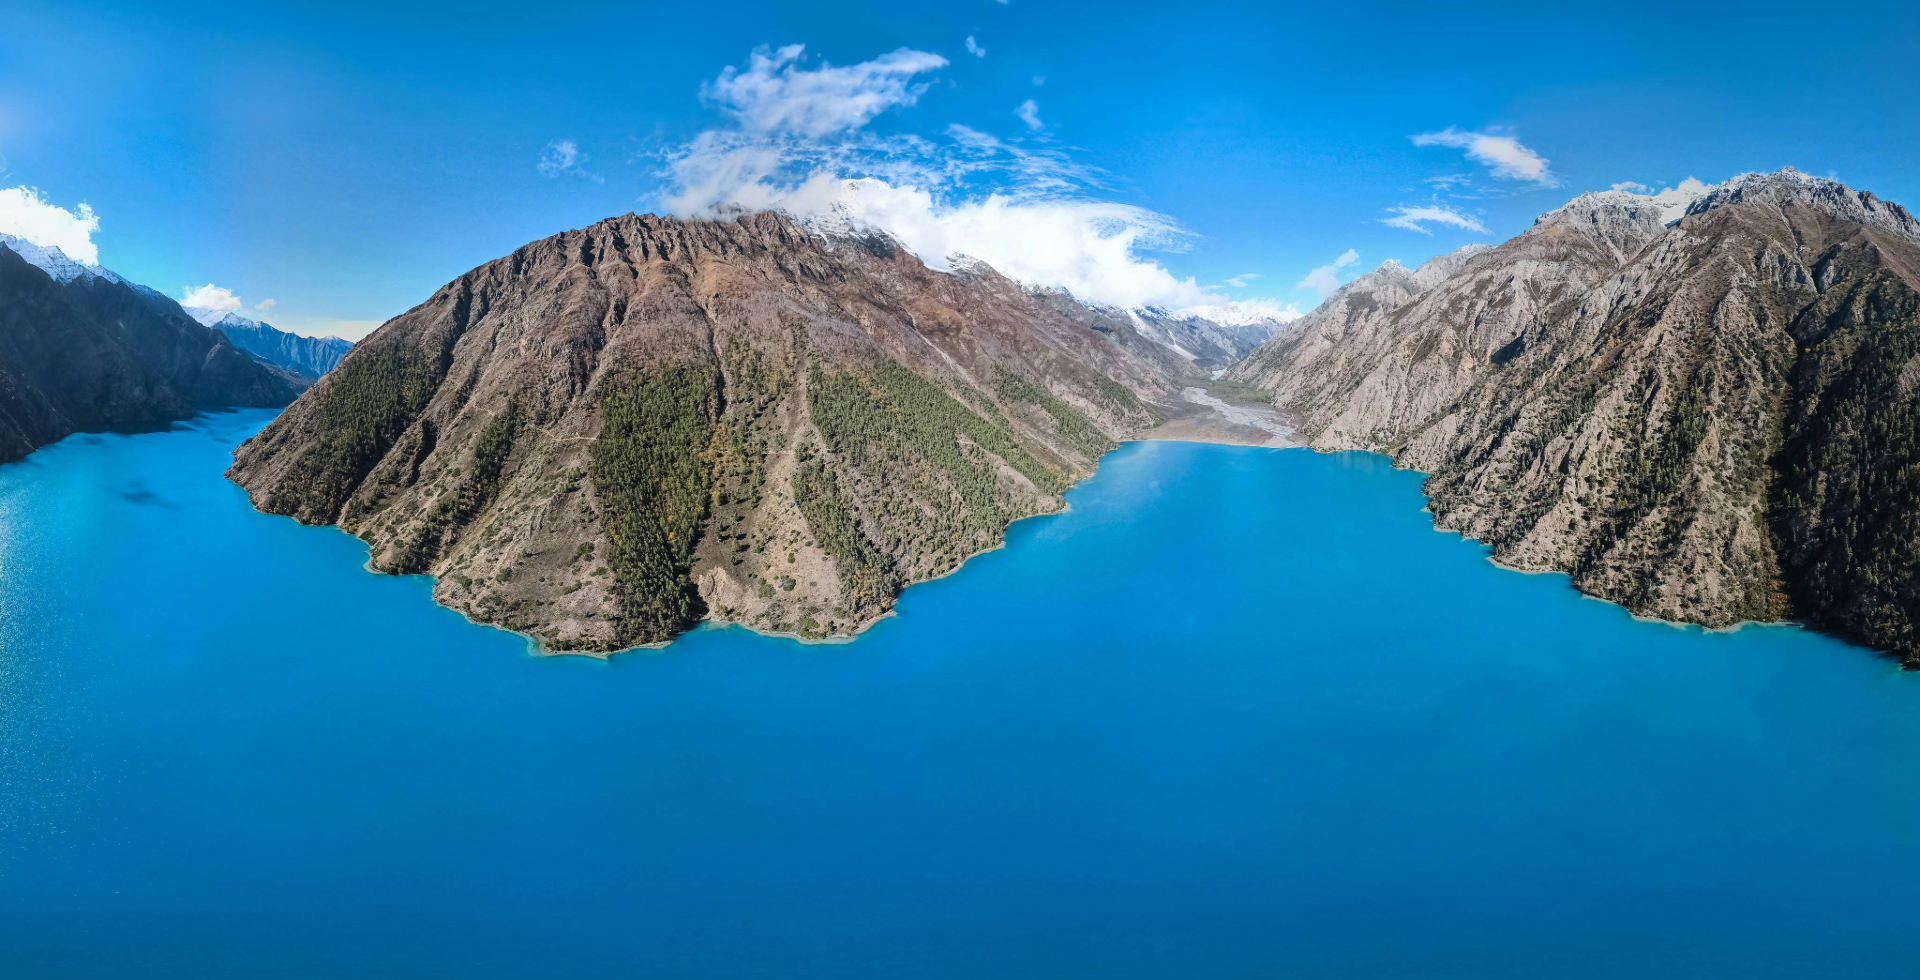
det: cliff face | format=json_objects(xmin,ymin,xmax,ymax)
[
  {"xmin": 229, "ymin": 211, "xmax": 1172, "ymax": 652},
  {"xmin": 1233, "ymin": 169, "xmax": 1920, "ymax": 662},
  {"xmin": 0, "ymin": 245, "xmax": 305, "ymax": 464}
]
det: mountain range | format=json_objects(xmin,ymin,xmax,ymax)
[
  {"xmin": 10, "ymin": 166, "xmax": 1916, "ymax": 665},
  {"xmin": 184, "ymin": 308, "xmax": 355, "ymax": 380},
  {"xmin": 0, "ymin": 234, "xmax": 304, "ymax": 464}
]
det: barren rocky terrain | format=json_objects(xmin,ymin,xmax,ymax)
[
  {"xmin": 1234, "ymin": 169, "xmax": 1920, "ymax": 662},
  {"xmin": 230, "ymin": 212, "xmax": 1180, "ymax": 652},
  {"xmin": 226, "ymin": 169, "xmax": 1920, "ymax": 663}
]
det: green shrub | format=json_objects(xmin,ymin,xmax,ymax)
[
  {"xmin": 589, "ymin": 366, "xmax": 719, "ymax": 646},
  {"xmin": 791, "ymin": 458, "xmax": 900, "ymax": 616},
  {"xmin": 266, "ymin": 345, "xmax": 439, "ymax": 521},
  {"xmin": 991, "ymin": 366, "xmax": 1116, "ymax": 459}
]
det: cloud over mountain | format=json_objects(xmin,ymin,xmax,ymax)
[
  {"xmin": 1297, "ymin": 248, "xmax": 1359, "ymax": 300},
  {"xmin": 659, "ymin": 44, "xmax": 1289, "ymax": 319},
  {"xmin": 702, "ymin": 44, "xmax": 948, "ymax": 138},
  {"xmin": 181, "ymin": 283, "xmax": 243, "ymax": 311},
  {"xmin": 0, "ymin": 186, "xmax": 101, "ymax": 266}
]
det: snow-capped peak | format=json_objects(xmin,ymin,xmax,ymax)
[
  {"xmin": 0, "ymin": 232, "xmax": 127, "ymax": 285},
  {"xmin": 184, "ymin": 307, "xmax": 261, "ymax": 330},
  {"xmin": 1682, "ymin": 167, "xmax": 1920, "ymax": 245},
  {"xmin": 1171, "ymin": 300, "xmax": 1301, "ymax": 327},
  {"xmin": 1614, "ymin": 177, "xmax": 1717, "ymax": 223},
  {"xmin": 1544, "ymin": 178, "xmax": 1718, "ymax": 227}
]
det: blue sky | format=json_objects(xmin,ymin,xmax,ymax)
[{"xmin": 3, "ymin": 0, "xmax": 1918, "ymax": 337}]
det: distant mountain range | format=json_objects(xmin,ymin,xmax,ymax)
[
  {"xmin": 1114, "ymin": 305, "xmax": 1282, "ymax": 371},
  {"xmin": 184, "ymin": 308, "xmax": 354, "ymax": 380},
  {"xmin": 1232, "ymin": 167, "xmax": 1920, "ymax": 663},
  {"xmin": 0, "ymin": 233, "xmax": 304, "ymax": 464}
]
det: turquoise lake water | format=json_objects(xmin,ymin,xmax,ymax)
[{"xmin": 4, "ymin": 410, "xmax": 1920, "ymax": 978}]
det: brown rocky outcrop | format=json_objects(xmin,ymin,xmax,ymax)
[
  {"xmin": 1233, "ymin": 168, "xmax": 1920, "ymax": 662},
  {"xmin": 229, "ymin": 211, "xmax": 1174, "ymax": 652}
]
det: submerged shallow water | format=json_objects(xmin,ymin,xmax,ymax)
[{"xmin": 3, "ymin": 411, "xmax": 1920, "ymax": 978}]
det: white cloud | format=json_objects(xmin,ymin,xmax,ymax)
[
  {"xmin": 180, "ymin": 285, "xmax": 290, "ymax": 322},
  {"xmin": 1655, "ymin": 177, "xmax": 1710, "ymax": 201},
  {"xmin": 1014, "ymin": 99, "xmax": 1044, "ymax": 131},
  {"xmin": 181, "ymin": 283, "xmax": 243, "ymax": 312},
  {"xmin": 1296, "ymin": 248, "xmax": 1359, "ymax": 300},
  {"xmin": 965, "ymin": 36, "xmax": 986, "ymax": 58},
  {"xmin": 537, "ymin": 139, "xmax": 600, "ymax": 182},
  {"xmin": 703, "ymin": 172, "xmax": 1219, "ymax": 310},
  {"xmin": 884, "ymin": 192, "xmax": 1214, "ymax": 311},
  {"xmin": 702, "ymin": 44, "xmax": 948, "ymax": 138},
  {"xmin": 1380, "ymin": 205, "xmax": 1488, "ymax": 235},
  {"xmin": 0, "ymin": 186, "xmax": 101, "ymax": 265},
  {"xmin": 1223, "ymin": 272, "xmax": 1262, "ymax": 288},
  {"xmin": 1412, "ymin": 128, "xmax": 1553, "ymax": 184},
  {"xmin": 658, "ymin": 44, "xmax": 1288, "ymax": 316},
  {"xmin": 1032, "ymin": 75, "xmax": 1046, "ymax": 86}
]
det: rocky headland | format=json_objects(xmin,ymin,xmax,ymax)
[
  {"xmin": 228, "ymin": 212, "xmax": 1190, "ymax": 652},
  {"xmin": 1233, "ymin": 168, "xmax": 1920, "ymax": 663}
]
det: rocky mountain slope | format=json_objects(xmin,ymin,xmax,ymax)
[
  {"xmin": 0, "ymin": 238, "xmax": 306, "ymax": 464},
  {"xmin": 229, "ymin": 212, "xmax": 1175, "ymax": 652},
  {"xmin": 1232, "ymin": 168, "xmax": 1920, "ymax": 662}
]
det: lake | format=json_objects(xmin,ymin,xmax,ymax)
[{"xmin": 3, "ymin": 411, "xmax": 1918, "ymax": 978}]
